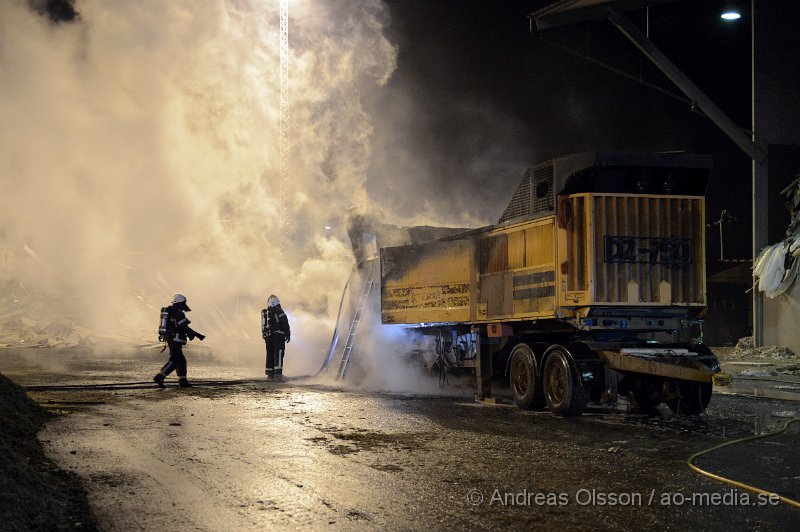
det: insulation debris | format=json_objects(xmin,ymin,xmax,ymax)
[{"xmin": 753, "ymin": 170, "xmax": 800, "ymax": 298}]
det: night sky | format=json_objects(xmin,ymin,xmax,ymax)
[{"xmin": 367, "ymin": 0, "xmax": 755, "ymax": 260}]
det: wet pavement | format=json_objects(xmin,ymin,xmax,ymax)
[{"xmin": 2, "ymin": 348, "xmax": 799, "ymax": 531}]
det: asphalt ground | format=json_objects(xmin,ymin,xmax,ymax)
[{"xmin": 1, "ymin": 348, "xmax": 799, "ymax": 531}]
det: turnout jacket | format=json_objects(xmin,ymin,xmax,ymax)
[
  {"xmin": 262, "ymin": 305, "xmax": 290, "ymax": 342},
  {"xmin": 167, "ymin": 305, "xmax": 202, "ymax": 345}
]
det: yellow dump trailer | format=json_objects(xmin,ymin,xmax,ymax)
[{"xmin": 374, "ymin": 151, "xmax": 726, "ymax": 416}]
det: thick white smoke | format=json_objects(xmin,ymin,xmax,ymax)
[{"xmin": 0, "ymin": 0, "xmax": 398, "ymax": 373}]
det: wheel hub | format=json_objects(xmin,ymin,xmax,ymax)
[
  {"xmin": 512, "ymin": 359, "xmax": 529, "ymax": 395},
  {"xmin": 547, "ymin": 364, "xmax": 565, "ymax": 403}
]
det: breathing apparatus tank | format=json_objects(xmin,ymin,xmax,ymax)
[
  {"xmin": 261, "ymin": 308, "xmax": 269, "ymax": 339},
  {"xmin": 158, "ymin": 307, "xmax": 171, "ymax": 342}
]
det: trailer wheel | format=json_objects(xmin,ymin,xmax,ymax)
[
  {"xmin": 629, "ymin": 377, "xmax": 664, "ymax": 411},
  {"xmin": 630, "ymin": 391, "xmax": 662, "ymax": 411},
  {"xmin": 666, "ymin": 381, "xmax": 712, "ymax": 415},
  {"xmin": 543, "ymin": 349, "xmax": 589, "ymax": 417},
  {"xmin": 509, "ymin": 344, "xmax": 545, "ymax": 410}
]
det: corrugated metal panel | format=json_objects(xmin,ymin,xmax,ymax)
[
  {"xmin": 508, "ymin": 230, "xmax": 525, "ymax": 269},
  {"xmin": 479, "ymin": 234, "xmax": 508, "ymax": 274},
  {"xmin": 562, "ymin": 195, "xmax": 588, "ymax": 292},
  {"xmin": 524, "ymin": 223, "xmax": 554, "ymax": 268},
  {"xmin": 590, "ymin": 195, "xmax": 705, "ymax": 305}
]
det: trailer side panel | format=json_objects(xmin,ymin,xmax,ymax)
[{"xmin": 380, "ymin": 239, "xmax": 472, "ymax": 324}]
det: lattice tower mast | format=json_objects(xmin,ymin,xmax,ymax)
[{"xmin": 279, "ymin": 0, "xmax": 290, "ymax": 245}]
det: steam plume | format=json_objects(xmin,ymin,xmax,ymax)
[{"xmin": 0, "ymin": 0, "xmax": 398, "ymax": 373}]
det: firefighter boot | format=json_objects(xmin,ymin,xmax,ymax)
[
  {"xmin": 153, "ymin": 373, "xmax": 165, "ymax": 388},
  {"xmin": 178, "ymin": 377, "xmax": 192, "ymax": 388}
]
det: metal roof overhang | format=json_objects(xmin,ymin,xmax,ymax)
[
  {"xmin": 528, "ymin": 0, "xmax": 765, "ymax": 164},
  {"xmin": 530, "ymin": 0, "xmax": 674, "ymax": 30}
]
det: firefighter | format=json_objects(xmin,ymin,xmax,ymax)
[
  {"xmin": 154, "ymin": 294, "xmax": 205, "ymax": 388},
  {"xmin": 262, "ymin": 294, "xmax": 290, "ymax": 380}
]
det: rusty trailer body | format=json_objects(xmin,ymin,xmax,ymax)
[{"xmin": 376, "ymin": 151, "xmax": 725, "ymax": 416}]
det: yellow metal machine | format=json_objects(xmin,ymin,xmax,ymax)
[{"xmin": 373, "ymin": 151, "xmax": 726, "ymax": 416}]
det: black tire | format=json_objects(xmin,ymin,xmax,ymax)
[
  {"xmin": 509, "ymin": 344, "xmax": 546, "ymax": 410},
  {"xmin": 630, "ymin": 392, "xmax": 662, "ymax": 411},
  {"xmin": 666, "ymin": 381, "xmax": 712, "ymax": 415},
  {"xmin": 543, "ymin": 348, "xmax": 589, "ymax": 417},
  {"xmin": 629, "ymin": 378, "xmax": 664, "ymax": 411}
]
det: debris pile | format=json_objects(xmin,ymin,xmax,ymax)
[
  {"xmin": 0, "ymin": 282, "xmax": 95, "ymax": 349},
  {"xmin": 0, "ymin": 373, "xmax": 96, "ymax": 529},
  {"xmin": 0, "ymin": 310, "xmax": 95, "ymax": 349},
  {"xmin": 753, "ymin": 171, "xmax": 800, "ymax": 298},
  {"xmin": 730, "ymin": 336, "xmax": 798, "ymax": 361},
  {"xmin": 0, "ymin": 371, "xmax": 49, "ymax": 435},
  {"xmin": 722, "ymin": 337, "xmax": 800, "ymax": 376}
]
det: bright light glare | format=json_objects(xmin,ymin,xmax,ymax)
[
  {"xmin": 324, "ymin": 225, "xmax": 332, "ymax": 230},
  {"xmin": 721, "ymin": 11, "xmax": 741, "ymax": 20}
]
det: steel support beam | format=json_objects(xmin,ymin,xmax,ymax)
[
  {"xmin": 474, "ymin": 327, "xmax": 493, "ymax": 400},
  {"xmin": 751, "ymin": 0, "xmax": 766, "ymax": 346},
  {"xmin": 605, "ymin": 6, "xmax": 766, "ymax": 164},
  {"xmin": 753, "ymin": 160, "xmax": 767, "ymax": 345}
]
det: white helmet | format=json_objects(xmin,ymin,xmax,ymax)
[
  {"xmin": 267, "ymin": 294, "xmax": 280, "ymax": 308},
  {"xmin": 172, "ymin": 293, "xmax": 191, "ymax": 311}
]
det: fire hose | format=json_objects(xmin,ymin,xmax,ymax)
[{"xmin": 687, "ymin": 418, "xmax": 800, "ymax": 509}]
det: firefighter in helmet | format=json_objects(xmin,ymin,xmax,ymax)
[
  {"xmin": 262, "ymin": 294, "xmax": 290, "ymax": 380},
  {"xmin": 154, "ymin": 294, "xmax": 205, "ymax": 388}
]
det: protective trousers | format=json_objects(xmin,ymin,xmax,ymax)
[
  {"xmin": 160, "ymin": 342, "xmax": 188, "ymax": 380},
  {"xmin": 265, "ymin": 333, "xmax": 285, "ymax": 378}
]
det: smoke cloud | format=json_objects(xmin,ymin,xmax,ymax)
[{"xmin": 0, "ymin": 0, "xmax": 398, "ymax": 373}]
